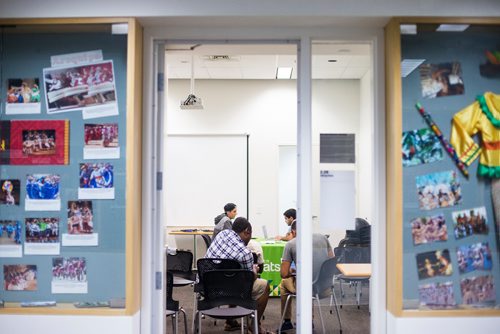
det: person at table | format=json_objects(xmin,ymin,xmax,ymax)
[
  {"xmin": 275, "ymin": 208, "xmax": 296, "ymax": 241},
  {"xmin": 206, "ymin": 217, "xmax": 270, "ymax": 333},
  {"xmin": 247, "ymin": 239, "xmax": 265, "ymax": 274},
  {"xmin": 213, "ymin": 202, "xmax": 238, "ymax": 239},
  {"xmin": 278, "ymin": 221, "xmax": 333, "ymax": 332}
]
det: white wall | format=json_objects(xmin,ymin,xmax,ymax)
[
  {"xmin": 0, "ymin": 312, "xmax": 140, "ymax": 334},
  {"xmin": 164, "ymin": 78, "xmax": 362, "ymax": 250}
]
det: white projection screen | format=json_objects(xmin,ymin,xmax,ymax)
[{"xmin": 164, "ymin": 134, "xmax": 248, "ymax": 227}]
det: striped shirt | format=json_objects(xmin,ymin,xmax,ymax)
[{"xmin": 205, "ymin": 229, "xmax": 253, "ymax": 271}]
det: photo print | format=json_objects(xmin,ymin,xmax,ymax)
[
  {"xmin": 24, "ymin": 218, "xmax": 60, "ymax": 256},
  {"xmin": 6, "ymin": 78, "xmax": 41, "ymax": 115},
  {"xmin": 51, "ymin": 257, "xmax": 87, "ymax": 294},
  {"xmin": 456, "ymin": 242, "xmax": 493, "ymax": 274},
  {"xmin": 418, "ymin": 281, "xmax": 456, "ymax": 309},
  {"xmin": 452, "ymin": 206, "xmax": 489, "ymax": 239},
  {"xmin": 3, "ymin": 265, "xmax": 38, "ymax": 291},
  {"xmin": 67, "ymin": 201, "xmax": 94, "ymax": 234},
  {"xmin": 0, "ymin": 179, "xmax": 20, "ymax": 205},
  {"xmin": 10, "ymin": 120, "xmax": 69, "ymax": 165},
  {"xmin": 25, "ymin": 174, "xmax": 61, "ymax": 211},
  {"xmin": 402, "ymin": 128, "xmax": 443, "ymax": 167},
  {"xmin": 83, "ymin": 123, "xmax": 119, "ymax": 159},
  {"xmin": 410, "ymin": 214, "xmax": 448, "ymax": 245},
  {"xmin": 416, "ymin": 170, "xmax": 461, "ymax": 211},
  {"xmin": 419, "ymin": 61, "xmax": 465, "ymax": 99},
  {"xmin": 78, "ymin": 163, "xmax": 114, "ymax": 199},
  {"xmin": 25, "ymin": 218, "xmax": 59, "ymax": 243},
  {"xmin": 0, "ymin": 121, "xmax": 11, "ymax": 165},
  {"xmin": 43, "ymin": 60, "xmax": 118, "ymax": 118},
  {"xmin": 0, "ymin": 220, "xmax": 22, "ymax": 257},
  {"xmin": 416, "ymin": 249, "xmax": 453, "ymax": 280},
  {"xmin": 460, "ymin": 275, "xmax": 496, "ymax": 307}
]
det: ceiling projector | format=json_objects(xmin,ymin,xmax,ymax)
[{"xmin": 180, "ymin": 94, "xmax": 204, "ymax": 110}]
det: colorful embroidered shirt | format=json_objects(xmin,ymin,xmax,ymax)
[{"xmin": 450, "ymin": 92, "xmax": 500, "ymax": 178}]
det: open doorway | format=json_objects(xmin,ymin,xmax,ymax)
[{"xmin": 159, "ymin": 40, "xmax": 373, "ymax": 333}]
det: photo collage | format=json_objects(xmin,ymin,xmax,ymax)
[
  {"xmin": 403, "ymin": 56, "xmax": 498, "ymax": 309},
  {"xmin": 0, "ymin": 49, "xmax": 122, "ymax": 296}
]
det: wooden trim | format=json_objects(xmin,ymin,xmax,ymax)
[
  {"xmin": 384, "ymin": 17, "xmax": 404, "ymax": 317},
  {"xmin": 385, "ymin": 16, "xmax": 500, "ymax": 318},
  {"xmin": 125, "ymin": 18, "xmax": 143, "ymax": 315},
  {"xmin": 2, "ymin": 303, "xmax": 127, "ymax": 316}
]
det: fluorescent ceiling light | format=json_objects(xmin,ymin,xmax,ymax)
[
  {"xmin": 401, "ymin": 59, "xmax": 426, "ymax": 78},
  {"xmin": 400, "ymin": 24, "xmax": 417, "ymax": 35},
  {"xmin": 436, "ymin": 24, "xmax": 469, "ymax": 32},
  {"xmin": 276, "ymin": 67, "xmax": 293, "ymax": 79}
]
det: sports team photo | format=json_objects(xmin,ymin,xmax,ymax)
[
  {"xmin": 67, "ymin": 201, "xmax": 94, "ymax": 234},
  {"xmin": 416, "ymin": 170, "xmax": 462, "ymax": 211},
  {"xmin": 25, "ymin": 174, "xmax": 60, "ymax": 200},
  {"xmin": 0, "ymin": 220, "xmax": 21, "ymax": 245},
  {"xmin": 418, "ymin": 281, "xmax": 456, "ymax": 309},
  {"xmin": 452, "ymin": 206, "xmax": 489, "ymax": 239},
  {"xmin": 84, "ymin": 123, "xmax": 118, "ymax": 148},
  {"xmin": 460, "ymin": 275, "xmax": 496, "ymax": 306},
  {"xmin": 79, "ymin": 163, "xmax": 114, "ymax": 189},
  {"xmin": 456, "ymin": 242, "xmax": 493, "ymax": 274},
  {"xmin": 52, "ymin": 257, "xmax": 87, "ymax": 283},
  {"xmin": 0, "ymin": 179, "xmax": 20, "ymax": 205},
  {"xmin": 3, "ymin": 264, "xmax": 38, "ymax": 291},
  {"xmin": 25, "ymin": 218, "xmax": 59, "ymax": 243}
]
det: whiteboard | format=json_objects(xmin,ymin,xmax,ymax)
[
  {"xmin": 164, "ymin": 134, "xmax": 248, "ymax": 227},
  {"xmin": 320, "ymin": 170, "xmax": 355, "ymax": 230}
]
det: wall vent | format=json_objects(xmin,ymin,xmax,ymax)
[{"xmin": 320, "ymin": 133, "xmax": 356, "ymax": 163}]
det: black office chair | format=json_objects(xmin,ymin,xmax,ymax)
[
  {"xmin": 167, "ymin": 250, "xmax": 196, "ymax": 283},
  {"xmin": 193, "ymin": 258, "xmax": 242, "ymax": 333},
  {"xmin": 279, "ymin": 257, "xmax": 342, "ymax": 334},
  {"xmin": 166, "ymin": 272, "xmax": 188, "ymax": 334},
  {"xmin": 196, "ymin": 269, "xmax": 258, "ymax": 334}
]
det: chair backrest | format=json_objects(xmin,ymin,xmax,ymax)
[
  {"xmin": 196, "ymin": 258, "xmax": 241, "ymax": 284},
  {"xmin": 166, "ymin": 271, "xmax": 179, "ymax": 311},
  {"xmin": 167, "ymin": 250, "xmax": 193, "ymax": 278},
  {"xmin": 201, "ymin": 269, "xmax": 256, "ymax": 310},
  {"xmin": 312, "ymin": 257, "xmax": 339, "ymax": 297},
  {"xmin": 334, "ymin": 246, "xmax": 370, "ymax": 264}
]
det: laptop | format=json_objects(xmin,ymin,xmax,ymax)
[{"xmin": 261, "ymin": 225, "xmax": 275, "ymax": 244}]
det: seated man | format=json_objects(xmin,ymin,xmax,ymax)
[
  {"xmin": 275, "ymin": 208, "xmax": 296, "ymax": 241},
  {"xmin": 205, "ymin": 217, "xmax": 270, "ymax": 333},
  {"xmin": 213, "ymin": 202, "xmax": 238, "ymax": 239},
  {"xmin": 278, "ymin": 221, "xmax": 333, "ymax": 332}
]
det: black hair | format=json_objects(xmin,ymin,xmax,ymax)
[
  {"xmin": 290, "ymin": 220, "xmax": 297, "ymax": 232},
  {"xmin": 283, "ymin": 208, "xmax": 296, "ymax": 220},
  {"xmin": 232, "ymin": 217, "xmax": 252, "ymax": 233},
  {"xmin": 224, "ymin": 203, "xmax": 237, "ymax": 213}
]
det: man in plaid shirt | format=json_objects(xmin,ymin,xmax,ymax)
[{"xmin": 206, "ymin": 217, "xmax": 270, "ymax": 333}]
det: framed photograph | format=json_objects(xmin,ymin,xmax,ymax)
[
  {"xmin": 0, "ymin": 179, "xmax": 20, "ymax": 206},
  {"xmin": 24, "ymin": 217, "xmax": 60, "ymax": 255},
  {"xmin": 410, "ymin": 214, "xmax": 448, "ymax": 245},
  {"xmin": 43, "ymin": 60, "xmax": 118, "ymax": 118},
  {"xmin": 416, "ymin": 249, "xmax": 453, "ymax": 280},
  {"xmin": 416, "ymin": 170, "xmax": 462, "ymax": 211},
  {"xmin": 456, "ymin": 242, "xmax": 493, "ymax": 274},
  {"xmin": 78, "ymin": 163, "xmax": 114, "ymax": 199},
  {"xmin": 402, "ymin": 128, "xmax": 443, "ymax": 167},
  {"xmin": 10, "ymin": 120, "xmax": 69, "ymax": 165},
  {"xmin": 25, "ymin": 174, "xmax": 61, "ymax": 211},
  {"xmin": 419, "ymin": 61, "xmax": 465, "ymax": 99},
  {"xmin": 418, "ymin": 281, "xmax": 456, "ymax": 309},
  {"xmin": 63, "ymin": 201, "xmax": 98, "ymax": 246},
  {"xmin": 84, "ymin": 123, "xmax": 119, "ymax": 159},
  {"xmin": 452, "ymin": 206, "xmax": 489, "ymax": 239},
  {"xmin": 6, "ymin": 78, "xmax": 41, "ymax": 115},
  {"xmin": 3, "ymin": 265, "xmax": 38, "ymax": 291},
  {"xmin": 460, "ymin": 275, "xmax": 496, "ymax": 307},
  {"xmin": 51, "ymin": 257, "xmax": 87, "ymax": 294},
  {"xmin": 0, "ymin": 121, "xmax": 11, "ymax": 165}
]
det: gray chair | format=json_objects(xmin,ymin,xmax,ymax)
[
  {"xmin": 166, "ymin": 271, "xmax": 188, "ymax": 334},
  {"xmin": 279, "ymin": 258, "xmax": 342, "ymax": 334}
]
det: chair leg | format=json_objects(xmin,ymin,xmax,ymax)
[
  {"xmin": 197, "ymin": 311, "xmax": 202, "ymax": 334},
  {"xmin": 192, "ymin": 293, "xmax": 198, "ymax": 334},
  {"xmin": 331, "ymin": 286, "xmax": 343, "ymax": 333},
  {"xmin": 240, "ymin": 317, "xmax": 244, "ymax": 334},
  {"xmin": 339, "ymin": 280, "xmax": 344, "ymax": 308},
  {"xmin": 179, "ymin": 308, "xmax": 188, "ymax": 334},
  {"xmin": 315, "ymin": 295, "xmax": 326, "ymax": 334},
  {"xmin": 254, "ymin": 310, "xmax": 259, "ymax": 334},
  {"xmin": 278, "ymin": 294, "xmax": 294, "ymax": 334},
  {"xmin": 356, "ymin": 282, "xmax": 361, "ymax": 309},
  {"xmin": 173, "ymin": 312, "xmax": 178, "ymax": 334}
]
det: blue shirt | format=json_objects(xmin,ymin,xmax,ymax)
[{"xmin": 205, "ymin": 229, "xmax": 253, "ymax": 271}]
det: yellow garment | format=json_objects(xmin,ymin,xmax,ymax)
[{"xmin": 450, "ymin": 92, "xmax": 500, "ymax": 178}]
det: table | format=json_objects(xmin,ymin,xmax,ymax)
[
  {"xmin": 336, "ymin": 263, "xmax": 371, "ymax": 308},
  {"xmin": 255, "ymin": 238, "xmax": 287, "ymax": 296},
  {"xmin": 169, "ymin": 229, "xmax": 213, "ymax": 269}
]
